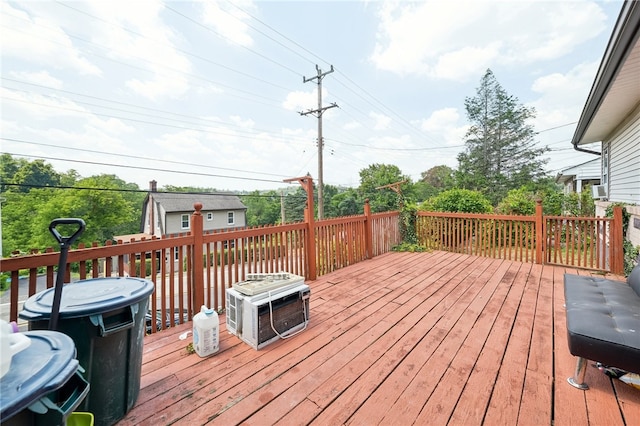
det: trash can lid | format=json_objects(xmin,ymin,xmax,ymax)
[
  {"xmin": 19, "ymin": 277, "xmax": 155, "ymax": 320},
  {"xmin": 0, "ymin": 330, "xmax": 79, "ymax": 420}
]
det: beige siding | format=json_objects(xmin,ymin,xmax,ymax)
[{"xmin": 165, "ymin": 210, "xmax": 247, "ymax": 235}]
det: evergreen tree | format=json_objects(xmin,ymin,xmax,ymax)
[{"xmin": 456, "ymin": 69, "xmax": 549, "ymax": 205}]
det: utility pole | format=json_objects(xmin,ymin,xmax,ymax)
[{"xmin": 300, "ymin": 64, "xmax": 337, "ymax": 220}]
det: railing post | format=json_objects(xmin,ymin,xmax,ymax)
[
  {"xmin": 305, "ymin": 181, "xmax": 317, "ymax": 281},
  {"xmin": 535, "ymin": 199, "xmax": 544, "ymax": 264},
  {"xmin": 612, "ymin": 205, "xmax": 624, "ymax": 275},
  {"xmin": 284, "ymin": 175, "xmax": 316, "ymax": 280},
  {"xmin": 364, "ymin": 199, "xmax": 373, "ymax": 259},
  {"xmin": 191, "ymin": 202, "xmax": 205, "ymax": 309}
]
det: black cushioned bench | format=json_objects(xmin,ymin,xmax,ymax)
[{"xmin": 564, "ymin": 264, "xmax": 640, "ymax": 389}]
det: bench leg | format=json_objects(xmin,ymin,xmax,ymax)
[{"xmin": 567, "ymin": 357, "xmax": 589, "ymax": 390}]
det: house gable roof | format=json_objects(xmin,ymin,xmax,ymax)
[
  {"xmin": 572, "ymin": 0, "xmax": 640, "ymax": 146},
  {"xmin": 555, "ymin": 158, "xmax": 601, "ymax": 184},
  {"xmin": 148, "ymin": 192, "xmax": 247, "ymax": 213}
]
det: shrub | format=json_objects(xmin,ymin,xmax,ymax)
[
  {"xmin": 420, "ymin": 189, "xmax": 493, "ymax": 213},
  {"xmin": 496, "ymin": 188, "xmax": 536, "ymax": 215}
]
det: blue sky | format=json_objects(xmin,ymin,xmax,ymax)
[{"xmin": 1, "ymin": 0, "xmax": 622, "ymax": 192}]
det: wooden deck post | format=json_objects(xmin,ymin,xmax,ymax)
[
  {"xmin": 611, "ymin": 205, "xmax": 624, "ymax": 275},
  {"xmin": 364, "ymin": 199, "xmax": 373, "ymax": 259},
  {"xmin": 191, "ymin": 203, "xmax": 205, "ymax": 309},
  {"xmin": 535, "ymin": 199, "xmax": 544, "ymax": 264},
  {"xmin": 284, "ymin": 175, "xmax": 316, "ymax": 280}
]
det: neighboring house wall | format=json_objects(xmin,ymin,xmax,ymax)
[
  {"xmin": 141, "ymin": 191, "xmax": 248, "ymax": 238},
  {"xmin": 605, "ymin": 106, "xmax": 640, "ymax": 204},
  {"xmin": 165, "ymin": 210, "xmax": 246, "ymax": 235},
  {"xmin": 556, "ymin": 159, "xmax": 601, "ymax": 195},
  {"xmin": 597, "ymin": 106, "xmax": 640, "ymax": 248}
]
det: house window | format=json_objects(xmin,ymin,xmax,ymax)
[
  {"xmin": 227, "ymin": 211, "xmax": 235, "ymax": 225},
  {"xmin": 181, "ymin": 214, "xmax": 189, "ymax": 229},
  {"xmin": 207, "ymin": 212, "xmax": 213, "ymax": 221}
]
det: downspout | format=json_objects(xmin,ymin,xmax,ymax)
[{"xmin": 572, "ymin": 142, "xmax": 601, "ymax": 156}]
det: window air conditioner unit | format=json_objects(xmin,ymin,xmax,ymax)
[
  {"xmin": 591, "ymin": 185, "xmax": 607, "ymax": 199},
  {"xmin": 226, "ymin": 273, "xmax": 309, "ymax": 350}
]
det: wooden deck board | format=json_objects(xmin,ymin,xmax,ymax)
[{"xmin": 117, "ymin": 251, "xmax": 640, "ymax": 426}]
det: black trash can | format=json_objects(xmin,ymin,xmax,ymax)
[
  {"xmin": 19, "ymin": 277, "xmax": 154, "ymax": 426},
  {"xmin": 0, "ymin": 330, "xmax": 90, "ymax": 426}
]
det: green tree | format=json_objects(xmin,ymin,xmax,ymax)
[
  {"xmin": 2, "ymin": 188, "xmax": 56, "ymax": 256},
  {"xmin": 422, "ymin": 165, "xmax": 455, "ymax": 192},
  {"xmin": 321, "ymin": 184, "xmax": 340, "ymax": 218},
  {"xmin": 413, "ymin": 165, "xmax": 456, "ymax": 202},
  {"xmin": 23, "ymin": 175, "xmax": 142, "ymax": 251},
  {"xmin": 1, "ymin": 154, "xmax": 21, "ymax": 192},
  {"xmin": 283, "ymin": 187, "xmax": 308, "ymax": 223},
  {"xmin": 328, "ymin": 188, "xmax": 362, "ymax": 217},
  {"xmin": 457, "ymin": 69, "xmax": 549, "ymax": 205},
  {"xmin": 9, "ymin": 159, "xmax": 61, "ymax": 193},
  {"xmin": 358, "ymin": 164, "xmax": 411, "ymax": 212},
  {"xmin": 496, "ymin": 187, "xmax": 537, "ymax": 215},
  {"xmin": 420, "ymin": 188, "xmax": 493, "ymax": 213},
  {"xmin": 241, "ymin": 190, "xmax": 282, "ymax": 226}
]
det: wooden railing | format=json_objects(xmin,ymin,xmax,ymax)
[
  {"xmin": 544, "ymin": 215, "xmax": 616, "ymax": 271},
  {"xmin": 1, "ymin": 200, "xmax": 623, "ymax": 329},
  {"xmin": 417, "ymin": 212, "xmax": 538, "ymax": 263},
  {"xmin": 417, "ymin": 202, "xmax": 624, "ymax": 274},
  {"xmin": 0, "ymin": 201, "xmax": 400, "ymax": 326}
]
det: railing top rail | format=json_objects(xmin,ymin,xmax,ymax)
[
  {"xmin": 417, "ymin": 211, "xmax": 536, "ymax": 222},
  {"xmin": 315, "ymin": 215, "xmax": 366, "ymax": 226},
  {"xmin": 202, "ymin": 222, "xmax": 306, "ymax": 243},
  {"xmin": 0, "ymin": 235, "xmax": 194, "ymax": 271},
  {"xmin": 545, "ymin": 215, "xmax": 613, "ymax": 221},
  {"xmin": 370, "ymin": 211, "xmax": 399, "ymax": 219}
]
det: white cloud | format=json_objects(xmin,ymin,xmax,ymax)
[
  {"xmin": 201, "ymin": 0, "xmax": 256, "ymax": 47},
  {"xmin": 0, "ymin": 3, "xmax": 101, "ymax": 76},
  {"xmin": 371, "ymin": 1, "xmax": 608, "ymax": 81},
  {"xmin": 344, "ymin": 121, "xmax": 362, "ymax": 130},
  {"xmin": 420, "ymin": 107, "xmax": 468, "ymax": 146},
  {"xmin": 1, "ymin": 87, "xmax": 89, "ymax": 119},
  {"xmin": 369, "ymin": 111, "xmax": 391, "ymax": 130},
  {"xmin": 8, "ymin": 70, "xmax": 64, "ymax": 89},
  {"xmin": 84, "ymin": 0, "xmax": 191, "ymax": 100},
  {"xmin": 283, "ymin": 90, "xmax": 317, "ymax": 111},
  {"xmin": 86, "ymin": 116, "xmax": 135, "ymax": 135},
  {"xmin": 529, "ymin": 61, "xmax": 600, "ymax": 129},
  {"xmin": 154, "ymin": 130, "xmax": 208, "ymax": 154},
  {"xmin": 229, "ymin": 115, "xmax": 255, "ymax": 128}
]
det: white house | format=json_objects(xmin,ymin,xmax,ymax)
[
  {"xmin": 141, "ymin": 181, "xmax": 247, "ymax": 238},
  {"xmin": 570, "ymin": 0, "xmax": 640, "ymax": 246},
  {"xmin": 555, "ymin": 158, "xmax": 601, "ymax": 196}
]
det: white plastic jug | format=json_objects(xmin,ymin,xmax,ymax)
[
  {"xmin": 192, "ymin": 305, "xmax": 219, "ymax": 357},
  {"xmin": 0, "ymin": 319, "xmax": 31, "ymax": 378}
]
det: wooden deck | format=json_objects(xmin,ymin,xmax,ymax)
[{"xmin": 117, "ymin": 251, "xmax": 640, "ymax": 426}]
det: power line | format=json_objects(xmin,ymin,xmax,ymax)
[
  {"xmin": 2, "ymin": 83, "xmax": 310, "ymax": 145},
  {"xmin": 163, "ymin": 3, "xmax": 302, "ymax": 77},
  {"xmin": 2, "ymin": 152, "xmax": 288, "ymax": 185},
  {"xmin": 2, "ymin": 16, "xmax": 293, "ymax": 106},
  {"xmin": 2, "ymin": 183, "xmax": 306, "ymax": 200},
  {"xmin": 2, "ymin": 137, "xmax": 288, "ymax": 179},
  {"xmin": 53, "ymin": 1, "xmax": 295, "ymax": 93}
]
